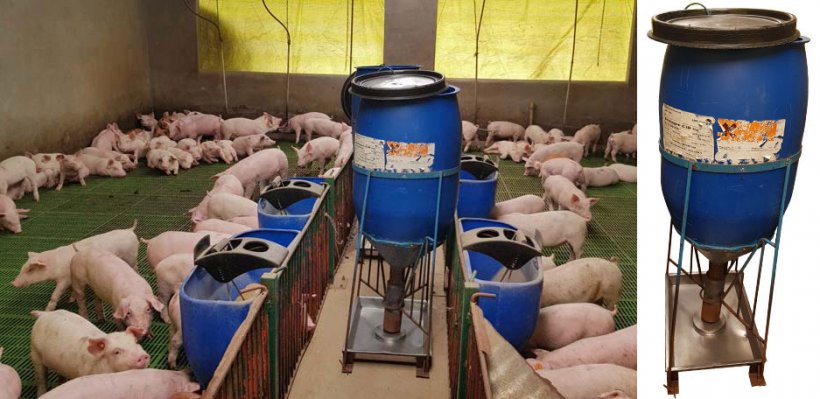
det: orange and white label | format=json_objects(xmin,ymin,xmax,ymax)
[
  {"xmin": 354, "ymin": 133, "xmax": 435, "ymax": 172},
  {"xmin": 715, "ymin": 118, "xmax": 785, "ymax": 163}
]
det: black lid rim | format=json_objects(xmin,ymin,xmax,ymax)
[
  {"xmin": 350, "ymin": 70, "xmax": 447, "ymax": 100},
  {"xmin": 649, "ymin": 8, "xmax": 799, "ymax": 49}
]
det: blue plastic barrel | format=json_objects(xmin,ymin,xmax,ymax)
[
  {"xmin": 458, "ymin": 218, "xmax": 541, "ymax": 350},
  {"xmin": 180, "ymin": 228, "xmax": 298, "ymax": 385},
  {"xmin": 351, "ymin": 71, "xmax": 461, "ymax": 246},
  {"xmin": 655, "ymin": 31, "xmax": 808, "ymax": 253},
  {"xmin": 342, "ymin": 64, "xmax": 420, "ymax": 121}
]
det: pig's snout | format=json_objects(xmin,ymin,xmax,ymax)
[
  {"xmin": 10, "ymin": 279, "xmax": 22, "ymax": 288},
  {"xmin": 136, "ymin": 353, "xmax": 150, "ymax": 368}
]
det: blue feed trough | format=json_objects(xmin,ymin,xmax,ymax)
[
  {"xmin": 180, "ymin": 228, "xmax": 298, "ymax": 385},
  {"xmin": 459, "ymin": 218, "xmax": 542, "ymax": 350},
  {"xmin": 257, "ymin": 179, "xmax": 326, "ymax": 231},
  {"xmin": 457, "ymin": 156, "xmax": 498, "ymax": 218}
]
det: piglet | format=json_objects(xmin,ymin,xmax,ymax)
[
  {"xmin": 146, "ymin": 149, "xmax": 179, "ymax": 175},
  {"xmin": 483, "ymin": 141, "xmax": 530, "ymax": 163},
  {"xmin": 154, "ymin": 253, "xmax": 194, "ymax": 313},
  {"xmin": 213, "ymin": 148, "xmax": 288, "ymax": 197},
  {"xmin": 221, "ymin": 112, "xmax": 280, "ymax": 140},
  {"xmin": 170, "ymin": 113, "xmax": 223, "ymax": 141},
  {"xmin": 0, "ymin": 347, "xmax": 21, "ymax": 399},
  {"xmin": 137, "ymin": 113, "xmax": 158, "ymax": 129},
  {"xmin": 287, "ymin": 112, "xmax": 332, "ymax": 143},
  {"xmin": 530, "ymin": 303, "xmax": 616, "ymax": 350},
  {"xmin": 334, "ymin": 130, "xmax": 353, "ymax": 168},
  {"xmin": 532, "ymin": 364, "xmax": 636, "ymax": 399},
  {"xmin": 30, "ymin": 309, "xmax": 149, "ymax": 396},
  {"xmin": 200, "ymin": 141, "xmax": 224, "ymax": 164},
  {"xmin": 606, "ymin": 163, "xmax": 636, "ymax": 183},
  {"xmin": 232, "ymin": 134, "xmax": 276, "ymax": 157},
  {"xmin": 529, "ymin": 325, "xmax": 636, "ymax": 370},
  {"xmin": 605, "ymin": 131, "xmax": 637, "ymax": 162},
  {"xmin": 140, "ymin": 230, "xmax": 230, "ymax": 269},
  {"xmin": 303, "ymin": 118, "xmax": 349, "ymax": 142},
  {"xmin": 296, "ymin": 137, "xmax": 340, "ymax": 173},
  {"xmin": 486, "ymin": 121, "xmax": 525, "ymax": 145},
  {"xmin": 38, "ymin": 369, "xmax": 199, "ymax": 399},
  {"xmin": 229, "ymin": 216, "xmax": 259, "ymax": 228},
  {"xmin": 11, "ymin": 222, "xmax": 139, "ymax": 311},
  {"xmin": 535, "ymin": 158, "xmax": 585, "ymax": 189},
  {"xmin": 91, "ymin": 123, "xmax": 122, "ymax": 152},
  {"xmin": 193, "ymin": 218, "xmax": 252, "ymax": 235},
  {"xmin": 70, "ymin": 247, "xmax": 163, "ymax": 337},
  {"xmin": 217, "ymin": 140, "xmax": 239, "ymax": 163},
  {"xmin": 540, "ymin": 257, "xmax": 622, "ymax": 309},
  {"xmin": 167, "ymin": 289, "xmax": 184, "ymax": 368},
  {"xmin": 462, "ymin": 121, "xmax": 480, "ymax": 151},
  {"xmin": 167, "ymin": 147, "xmax": 196, "ymax": 169},
  {"xmin": 77, "ymin": 153, "xmax": 127, "ymax": 177},
  {"xmin": 206, "ymin": 192, "xmax": 257, "ymax": 220},
  {"xmin": 0, "ymin": 156, "xmax": 39, "ymax": 201},
  {"xmin": 525, "ymin": 125, "xmax": 549, "ymax": 145},
  {"xmin": 489, "ymin": 194, "xmax": 545, "ymax": 219},
  {"xmin": 546, "ymin": 128, "xmax": 565, "ymax": 144},
  {"xmin": 524, "ymin": 142, "xmax": 584, "ymax": 175},
  {"xmin": 188, "ymin": 174, "xmax": 244, "ymax": 223},
  {"xmin": 582, "ymin": 167, "xmax": 620, "ymax": 189},
  {"xmin": 542, "ymin": 175, "xmax": 598, "ymax": 220},
  {"xmin": 116, "ymin": 130, "xmax": 149, "ymax": 160},
  {"xmin": 177, "ymin": 138, "xmax": 203, "ymax": 161},
  {"xmin": 0, "ymin": 194, "xmax": 29, "ymax": 234},
  {"xmin": 76, "ymin": 147, "xmax": 136, "ymax": 171},
  {"xmin": 498, "ymin": 211, "xmax": 587, "ymax": 260},
  {"xmin": 571, "ymin": 124, "xmax": 602, "ymax": 157},
  {"xmin": 28, "ymin": 153, "xmax": 63, "ymax": 187},
  {"xmin": 149, "ymin": 135, "xmax": 176, "ymax": 151},
  {"xmin": 57, "ymin": 155, "xmax": 90, "ymax": 190}
]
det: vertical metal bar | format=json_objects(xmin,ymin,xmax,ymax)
[
  {"xmin": 762, "ymin": 162, "xmax": 792, "ymax": 354},
  {"xmin": 562, "ymin": 0, "xmax": 580, "ymax": 126},
  {"xmin": 752, "ymin": 245, "xmax": 765, "ymax": 319},
  {"xmin": 262, "ymin": 271, "xmax": 280, "ymax": 399},
  {"xmin": 668, "ymin": 163, "xmax": 694, "ymax": 371}
]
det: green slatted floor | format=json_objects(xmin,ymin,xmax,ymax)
[
  {"xmin": 0, "ymin": 144, "xmax": 320, "ymax": 399},
  {"xmin": 482, "ymin": 153, "xmax": 638, "ymax": 329}
]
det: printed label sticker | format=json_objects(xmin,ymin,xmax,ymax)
[
  {"xmin": 354, "ymin": 133, "xmax": 436, "ymax": 172},
  {"xmin": 715, "ymin": 118, "xmax": 785, "ymax": 163},
  {"xmin": 662, "ymin": 104, "xmax": 715, "ymax": 162}
]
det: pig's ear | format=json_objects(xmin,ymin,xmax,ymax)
[
  {"xmin": 113, "ymin": 300, "xmax": 130, "ymax": 320},
  {"xmin": 56, "ymin": 154, "xmax": 65, "ymax": 161},
  {"xmin": 304, "ymin": 143, "xmax": 313, "ymax": 153},
  {"xmin": 27, "ymin": 251, "xmax": 39, "ymax": 259},
  {"xmin": 86, "ymin": 337, "xmax": 107, "ymax": 356},
  {"xmin": 570, "ymin": 194, "xmax": 580, "ymax": 204},
  {"xmin": 125, "ymin": 326, "xmax": 145, "ymax": 338},
  {"xmin": 107, "ymin": 159, "xmax": 116, "ymax": 166},
  {"xmin": 588, "ymin": 197, "xmax": 599, "ymax": 206},
  {"xmin": 149, "ymin": 297, "xmax": 164, "ymax": 313}
]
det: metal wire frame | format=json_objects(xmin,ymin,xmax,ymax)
[{"xmin": 665, "ymin": 160, "xmax": 793, "ymax": 392}]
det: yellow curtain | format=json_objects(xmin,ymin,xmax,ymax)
[
  {"xmin": 198, "ymin": 0, "xmax": 385, "ymax": 75},
  {"xmin": 435, "ymin": 0, "xmax": 634, "ymax": 81}
]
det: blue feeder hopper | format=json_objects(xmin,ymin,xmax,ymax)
[
  {"xmin": 257, "ymin": 179, "xmax": 326, "ymax": 231},
  {"xmin": 458, "ymin": 218, "xmax": 542, "ymax": 350},
  {"xmin": 457, "ymin": 155, "xmax": 498, "ymax": 218},
  {"xmin": 650, "ymin": 6, "xmax": 807, "ymax": 393}
]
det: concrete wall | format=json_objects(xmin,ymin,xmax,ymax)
[
  {"xmin": 0, "ymin": 0, "xmax": 152, "ymax": 159},
  {"xmin": 143, "ymin": 0, "xmax": 635, "ymax": 135}
]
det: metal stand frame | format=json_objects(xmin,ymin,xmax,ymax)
[
  {"xmin": 342, "ymin": 169, "xmax": 447, "ymax": 378},
  {"xmin": 665, "ymin": 157, "xmax": 794, "ymax": 394}
]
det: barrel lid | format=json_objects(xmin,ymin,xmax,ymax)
[
  {"xmin": 349, "ymin": 70, "xmax": 447, "ymax": 100},
  {"xmin": 649, "ymin": 6, "xmax": 799, "ymax": 49}
]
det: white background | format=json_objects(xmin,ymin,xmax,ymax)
[{"xmin": 637, "ymin": 1, "xmax": 818, "ymax": 398}]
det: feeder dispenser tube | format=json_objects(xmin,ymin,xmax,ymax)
[{"xmin": 701, "ymin": 261, "xmax": 728, "ymax": 324}]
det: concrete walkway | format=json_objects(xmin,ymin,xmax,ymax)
[{"xmin": 288, "ymin": 241, "xmax": 450, "ymax": 398}]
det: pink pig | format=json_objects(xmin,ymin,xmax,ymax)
[
  {"xmin": 76, "ymin": 147, "xmax": 136, "ymax": 171},
  {"xmin": 31, "ymin": 309, "xmax": 149, "ymax": 396},
  {"xmin": 169, "ymin": 113, "xmax": 223, "ymax": 140},
  {"xmin": 217, "ymin": 140, "xmax": 238, "ymax": 164},
  {"xmin": 302, "ymin": 118, "xmax": 349, "ymax": 142},
  {"xmin": 193, "ymin": 218, "xmax": 252, "ymax": 235},
  {"xmin": 76, "ymin": 153, "xmax": 127, "ymax": 177},
  {"xmin": 462, "ymin": 120, "xmax": 480, "ymax": 151},
  {"xmin": 0, "ymin": 156, "xmax": 39, "ymax": 201},
  {"xmin": 485, "ymin": 121, "xmax": 525, "ymax": 146},
  {"xmin": 188, "ymin": 174, "xmax": 244, "ymax": 223},
  {"xmin": 229, "ymin": 216, "xmax": 259, "ymax": 228},
  {"xmin": 0, "ymin": 194, "xmax": 29, "ymax": 234},
  {"xmin": 523, "ymin": 142, "xmax": 584, "ymax": 176},
  {"xmin": 38, "ymin": 369, "xmax": 199, "ymax": 399},
  {"xmin": 213, "ymin": 148, "xmax": 289, "ymax": 197},
  {"xmin": 232, "ymin": 134, "xmax": 276, "ymax": 157},
  {"xmin": 146, "ymin": 149, "xmax": 179, "ymax": 175},
  {"xmin": 571, "ymin": 124, "xmax": 602, "ymax": 157},
  {"xmin": 70, "ymin": 248, "xmax": 163, "ymax": 337},
  {"xmin": 206, "ymin": 192, "xmax": 257, "ymax": 221},
  {"xmin": 530, "ymin": 325, "xmax": 636, "ymax": 370},
  {"xmin": 0, "ymin": 347, "xmax": 21, "ymax": 399},
  {"xmin": 296, "ymin": 137, "xmax": 340, "ymax": 173},
  {"xmin": 57, "ymin": 155, "xmax": 90, "ymax": 190},
  {"xmin": 334, "ymin": 130, "xmax": 353, "ymax": 168},
  {"xmin": 287, "ymin": 112, "xmax": 332, "ymax": 143},
  {"xmin": 154, "ymin": 253, "xmax": 194, "ymax": 311},
  {"xmin": 489, "ymin": 194, "xmax": 545, "ymax": 219},
  {"xmin": 542, "ymin": 175, "xmax": 598, "ymax": 220},
  {"xmin": 177, "ymin": 138, "xmax": 204, "ymax": 161},
  {"xmin": 167, "ymin": 289, "xmax": 184, "ymax": 368},
  {"xmin": 91, "ymin": 123, "xmax": 123, "ymax": 151},
  {"xmin": 221, "ymin": 113, "xmax": 281, "ymax": 140}
]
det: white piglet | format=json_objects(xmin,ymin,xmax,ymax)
[
  {"xmin": 141, "ymin": 230, "xmax": 230, "ymax": 270},
  {"xmin": 462, "ymin": 121, "xmax": 480, "ymax": 151},
  {"xmin": 530, "ymin": 325, "xmax": 636, "ymax": 370},
  {"xmin": 489, "ymin": 194, "xmax": 545, "ymax": 219},
  {"xmin": 525, "ymin": 125, "xmax": 549, "ymax": 145},
  {"xmin": 607, "ymin": 163, "xmax": 637, "ymax": 183},
  {"xmin": 30, "ymin": 309, "xmax": 149, "ymax": 396},
  {"xmin": 530, "ymin": 303, "xmax": 617, "ymax": 350},
  {"xmin": 38, "ymin": 369, "xmax": 199, "ymax": 399},
  {"xmin": 540, "ymin": 257, "xmax": 623, "ymax": 310},
  {"xmin": 485, "ymin": 121, "xmax": 525, "ymax": 145},
  {"xmin": 70, "ymin": 247, "xmax": 163, "ymax": 338},
  {"xmin": 483, "ymin": 141, "xmax": 530, "ymax": 163},
  {"xmin": 334, "ymin": 131, "xmax": 354, "ymax": 168},
  {"xmin": 154, "ymin": 253, "xmax": 194, "ymax": 312},
  {"xmin": 212, "ymin": 148, "xmax": 288, "ymax": 197},
  {"xmin": 0, "ymin": 347, "xmax": 21, "ymax": 399},
  {"xmin": 303, "ymin": 118, "xmax": 350, "ymax": 141},
  {"xmin": 535, "ymin": 158, "xmax": 585, "ymax": 188},
  {"xmin": 542, "ymin": 175, "xmax": 599, "ymax": 220},
  {"xmin": 206, "ymin": 192, "xmax": 257, "ymax": 221},
  {"xmin": 605, "ymin": 131, "xmax": 637, "ymax": 162},
  {"xmin": 499, "ymin": 211, "xmax": 587, "ymax": 260},
  {"xmin": 524, "ymin": 142, "xmax": 584, "ymax": 175},
  {"xmin": 288, "ymin": 112, "xmax": 332, "ymax": 143},
  {"xmin": 582, "ymin": 167, "xmax": 620, "ymax": 189},
  {"xmin": 0, "ymin": 194, "xmax": 29, "ymax": 234},
  {"xmin": 232, "ymin": 134, "xmax": 276, "ymax": 157},
  {"xmin": 571, "ymin": 124, "xmax": 602, "ymax": 157},
  {"xmin": 146, "ymin": 149, "xmax": 179, "ymax": 175},
  {"xmin": 0, "ymin": 156, "xmax": 39, "ymax": 201},
  {"xmin": 221, "ymin": 113, "xmax": 280, "ymax": 140},
  {"xmin": 296, "ymin": 137, "xmax": 340, "ymax": 173}
]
